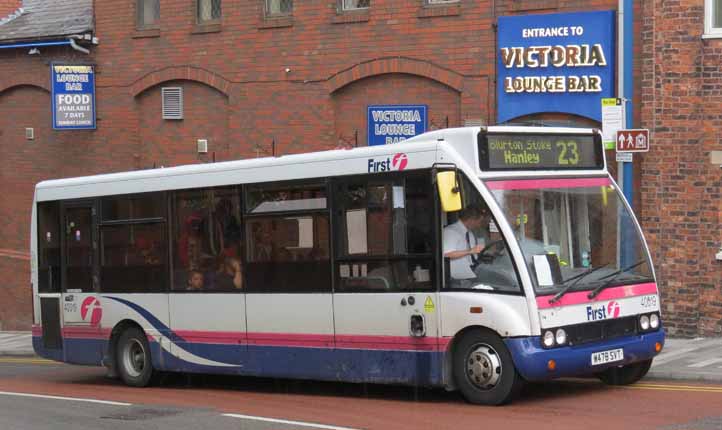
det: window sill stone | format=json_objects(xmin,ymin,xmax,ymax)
[
  {"xmin": 258, "ymin": 16, "xmax": 294, "ymax": 29},
  {"xmin": 331, "ymin": 10, "xmax": 370, "ymax": 24},
  {"xmin": 132, "ymin": 28, "xmax": 160, "ymax": 38}
]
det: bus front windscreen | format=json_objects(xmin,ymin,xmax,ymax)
[{"xmin": 486, "ymin": 177, "xmax": 654, "ymax": 295}]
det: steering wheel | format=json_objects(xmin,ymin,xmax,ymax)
[{"xmin": 479, "ymin": 240, "xmax": 506, "ymax": 259}]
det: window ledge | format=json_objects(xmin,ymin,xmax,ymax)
[
  {"xmin": 702, "ymin": 32, "xmax": 722, "ymax": 39},
  {"xmin": 510, "ymin": 0, "xmax": 558, "ymax": 11},
  {"xmin": 191, "ymin": 22, "xmax": 222, "ymax": 34},
  {"xmin": 331, "ymin": 10, "xmax": 370, "ymax": 24},
  {"xmin": 258, "ymin": 16, "xmax": 294, "ymax": 29},
  {"xmin": 132, "ymin": 28, "xmax": 160, "ymax": 38},
  {"xmin": 418, "ymin": 3, "xmax": 460, "ymax": 18}
]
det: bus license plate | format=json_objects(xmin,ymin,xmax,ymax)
[{"xmin": 591, "ymin": 348, "xmax": 624, "ymax": 366}]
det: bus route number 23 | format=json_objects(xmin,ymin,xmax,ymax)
[{"xmin": 556, "ymin": 141, "xmax": 580, "ymax": 165}]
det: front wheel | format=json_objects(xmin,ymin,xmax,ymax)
[
  {"xmin": 116, "ymin": 327, "xmax": 154, "ymax": 387},
  {"xmin": 596, "ymin": 359, "xmax": 652, "ymax": 385},
  {"xmin": 453, "ymin": 329, "xmax": 524, "ymax": 405}
]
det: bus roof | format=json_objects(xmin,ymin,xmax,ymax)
[{"xmin": 34, "ymin": 126, "xmax": 602, "ymax": 201}]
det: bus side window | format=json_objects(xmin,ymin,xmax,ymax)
[
  {"xmin": 243, "ymin": 182, "xmax": 331, "ymax": 293},
  {"xmin": 443, "ymin": 174, "xmax": 522, "ymax": 293},
  {"xmin": 99, "ymin": 193, "xmax": 168, "ymax": 293},
  {"xmin": 171, "ymin": 187, "xmax": 242, "ymax": 292},
  {"xmin": 37, "ymin": 201, "xmax": 61, "ymax": 293},
  {"xmin": 335, "ymin": 172, "xmax": 434, "ymax": 292}
]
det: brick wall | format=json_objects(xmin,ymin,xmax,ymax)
[
  {"xmin": 11, "ymin": 0, "xmax": 706, "ymax": 334},
  {"xmin": 640, "ymin": 0, "xmax": 722, "ymax": 336},
  {"xmin": 0, "ymin": 0, "xmax": 21, "ymax": 18}
]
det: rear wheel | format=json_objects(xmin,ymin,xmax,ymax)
[
  {"xmin": 453, "ymin": 329, "xmax": 524, "ymax": 405},
  {"xmin": 596, "ymin": 359, "xmax": 652, "ymax": 385},
  {"xmin": 116, "ymin": 327, "xmax": 154, "ymax": 387}
]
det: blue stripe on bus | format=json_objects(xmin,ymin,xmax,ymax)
[{"xmin": 34, "ymin": 335, "xmax": 444, "ymax": 385}]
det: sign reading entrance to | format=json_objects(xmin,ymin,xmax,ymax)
[
  {"xmin": 367, "ymin": 105, "xmax": 427, "ymax": 146},
  {"xmin": 497, "ymin": 11, "xmax": 616, "ymax": 123},
  {"xmin": 616, "ymin": 129, "xmax": 650, "ymax": 152},
  {"xmin": 51, "ymin": 64, "xmax": 96, "ymax": 130}
]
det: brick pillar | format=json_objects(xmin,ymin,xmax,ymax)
[{"xmin": 0, "ymin": 0, "xmax": 21, "ymax": 18}]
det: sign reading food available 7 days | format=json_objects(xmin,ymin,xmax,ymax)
[{"xmin": 51, "ymin": 64, "xmax": 96, "ymax": 130}]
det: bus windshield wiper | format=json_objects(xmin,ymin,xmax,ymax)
[
  {"xmin": 587, "ymin": 259, "xmax": 647, "ymax": 299},
  {"xmin": 548, "ymin": 262, "xmax": 611, "ymax": 305}
]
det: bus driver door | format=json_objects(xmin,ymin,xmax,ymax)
[{"xmin": 332, "ymin": 172, "xmax": 441, "ymax": 385}]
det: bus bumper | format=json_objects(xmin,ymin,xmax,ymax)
[{"xmin": 505, "ymin": 329, "xmax": 665, "ymax": 382}]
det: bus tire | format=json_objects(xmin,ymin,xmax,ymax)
[
  {"xmin": 116, "ymin": 327, "xmax": 154, "ymax": 387},
  {"xmin": 453, "ymin": 329, "xmax": 524, "ymax": 405},
  {"xmin": 595, "ymin": 359, "xmax": 652, "ymax": 386}
]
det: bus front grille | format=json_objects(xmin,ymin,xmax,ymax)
[{"xmin": 567, "ymin": 316, "xmax": 638, "ymax": 346}]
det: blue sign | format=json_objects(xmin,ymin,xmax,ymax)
[
  {"xmin": 367, "ymin": 105, "xmax": 427, "ymax": 146},
  {"xmin": 51, "ymin": 64, "xmax": 96, "ymax": 130},
  {"xmin": 497, "ymin": 11, "xmax": 615, "ymax": 123}
]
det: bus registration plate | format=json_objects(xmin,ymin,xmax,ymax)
[{"xmin": 591, "ymin": 348, "xmax": 624, "ymax": 366}]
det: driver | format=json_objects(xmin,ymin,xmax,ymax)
[{"xmin": 443, "ymin": 205, "xmax": 491, "ymax": 281}]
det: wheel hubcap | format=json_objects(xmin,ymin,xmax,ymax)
[
  {"xmin": 122, "ymin": 339, "xmax": 146, "ymax": 378},
  {"xmin": 466, "ymin": 344, "xmax": 502, "ymax": 390}
]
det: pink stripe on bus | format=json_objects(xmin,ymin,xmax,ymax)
[
  {"xmin": 174, "ymin": 330, "xmax": 245, "ymax": 345},
  {"xmin": 335, "ymin": 335, "xmax": 440, "ymax": 351},
  {"xmin": 247, "ymin": 332, "xmax": 335, "ymax": 348},
  {"xmin": 39, "ymin": 326, "xmax": 452, "ymax": 352},
  {"xmin": 61, "ymin": 326, "xmax": 111, "ymax": 339},
  {"xmin": 536, "ymin": 282, "xmax": 658, "ymax": 309},
  {"xmin": 486, "ymin": 177, "xmax": 611, "ymax": 191}
]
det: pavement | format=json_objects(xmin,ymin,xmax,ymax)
[{"xmin": 2, "ymin": 331, "xmax": 721, "ymax": 383}]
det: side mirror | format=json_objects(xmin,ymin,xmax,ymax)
[{"xmin": 436, "ymin": 171, "xmax": 462, "ymax": 212}]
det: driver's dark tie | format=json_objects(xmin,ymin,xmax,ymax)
[{"xmin": 466, "ymin": 231, "xmax": 478, "ymax": 265}]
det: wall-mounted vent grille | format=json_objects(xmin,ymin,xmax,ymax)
[
  {"xmin": 25, "ymin": 128, "xmax": 35, "ymax": 140},
  {"xmin": 162, "ymin": 87, "xmax": 183, "ymax": 120}
]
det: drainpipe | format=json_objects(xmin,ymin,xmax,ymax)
[{"xmin": 68, "ymin": 37, "xmax": 89, "ymax": 54}]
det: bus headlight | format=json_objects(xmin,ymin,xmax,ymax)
[
  {"xmin": 640, "ymin": 315, "xmax": 650, "ymax": 331},
  {"xmin": 650, "ymin": 313, "xmax": 660, "ymax": 329},
  {"xmin": 555, "ymin": 328, "xmax": 567, "ymax": 346},
  {"xmin": 543, "ymin": 330, "xmax": 555, "ymax": 347}
]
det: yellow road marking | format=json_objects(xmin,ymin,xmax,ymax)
[
  {"xmin": 0, "ymin": 357, "xmax": 56, "ymax": 365},
  {"xmin": 623, "ymin": 384, "xmax": 722, "ymax": 393}
]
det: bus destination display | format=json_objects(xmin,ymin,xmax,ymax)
[{"xmin": 480, "ymin": 133, "xmax": 602, "ymax": 170}]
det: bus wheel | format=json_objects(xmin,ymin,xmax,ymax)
[
  {"xmin": 453, "ymin": 330, "xmax": 524, "ymax": 405},
  {"xmin": 596, "ymin": 359, "xmax": 652, "ymax": 386},
  {"xmin": 116, "ymin": 327, "xmax": 154, "ymax": 387}
]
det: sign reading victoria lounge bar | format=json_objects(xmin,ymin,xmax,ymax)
[{"xmin": 497, "ymin": 11, "xmax": 615, "ymax": 123}]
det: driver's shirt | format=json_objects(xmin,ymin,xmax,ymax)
[{"xmin": 443, "ymin": 220, "xmax": 484, "ymax": 280}]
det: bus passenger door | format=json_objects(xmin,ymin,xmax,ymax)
[{"xmin": 332, "ymin": 172, "xmax": 441, "ymax": 385}]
